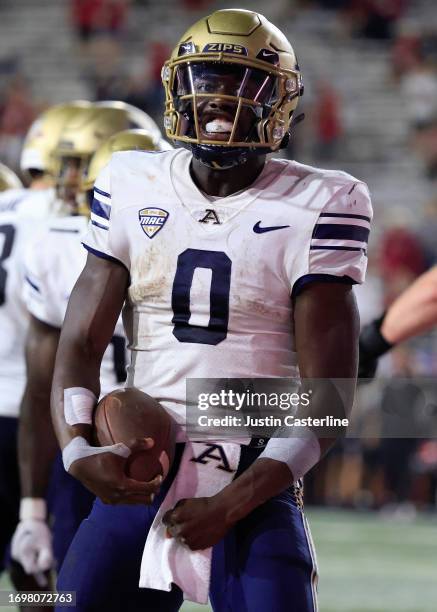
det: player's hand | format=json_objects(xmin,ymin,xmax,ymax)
[
  {"xmin": 162, "ymin": 496, "xmax": 234, "ymax": 551},
  {"xmin": 11, "ymin": 519, "xmax": 54, "ymax": 575},
  {"xmin": 69, "ymin": 438, "xmax": 162, "ymax": 505}
]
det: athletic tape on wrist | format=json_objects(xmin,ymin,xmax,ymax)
[
  {"xmin": 62, "ymin": 436, "xmax": 131, "ymax": 473},
  {"xmin": 258, "ymin": 428, "xmax": 321, "ymax": 482},
  {"xmin": 64, "ymin": 387, "xmax": 97, "ymax": 426},
  {"xmin": 19, "ymin": 497, "xmax": 47, "ymax": 521}
]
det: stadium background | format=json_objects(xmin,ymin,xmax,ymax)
[{"xmin": 0, "ymin": 0, "xmax": 437, "ymax": 610}]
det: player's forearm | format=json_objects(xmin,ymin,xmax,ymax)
[
  {"xmin": 216, "ymin": 457, "xmax": 294, "ymax": 523},
  {"xmin": 381, "ymin": 267, "xmax": 437, "ymax": 343},
  {"xmin": 216, "ymin": 431, "xmax": 339, "ymax": 523},
  {"xmin": 18, "ymin": 386, "xmax": 58, "ymax": 498},
  {"xmin": 382, "ymin": 303, "xmax": 437, "ymax": 344},
  {"xmin": 360, "ymin": 269, "xmax": 437, "ymax": 371},
  {"xmin": 51, "ymin": 333, "xmax": 102, "ymax": 449},
  {"xmin": 219, "ymin": 287, "xmax": 358, "ymax": 521},
  {"xmin": 20, "ymin": 316, "xmax": 61, "ymax": 497},
  {"xmin": 51, "ymin": 254, "xmax": 128, "ymax": 449}
]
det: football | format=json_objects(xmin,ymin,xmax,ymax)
[{"xmin": 93, "ymin": 387, "xmax": 176, "ymax": 482}]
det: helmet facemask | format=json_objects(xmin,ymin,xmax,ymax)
[
  {"xmin": 54, "ymin": 154, "xmax": 91, "ymax": 216},
  {"xmin": 163, "ymin": 57, "xmax": 301, "ymax": 169}
]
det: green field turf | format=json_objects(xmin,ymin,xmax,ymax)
[{"xmin": 1, "ymin": 509, "xmax": 436, "ymax": 611}]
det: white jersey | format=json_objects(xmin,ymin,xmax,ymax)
[
  {"xmin": 23, "ymin": 215, "xmax": 126, "ymax": 396},
  {"xmin": 83, "ymin": 148, "xmax": 372, "ymax": 429},
  {"xmin": 0, "ymin": 187, "xmax": 56, "ymax": 417}
]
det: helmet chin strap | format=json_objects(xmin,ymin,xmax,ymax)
[
  {"xmin": 190, "ymin": 143, "xmax": 271, "ymax": 170},
  {"xmin": 191, "ymin": 144, "xmax": 247, "ymax": 169},
  {"xmin": 180, "ymin": 111, "xmax": 305, "ymax": 169}
]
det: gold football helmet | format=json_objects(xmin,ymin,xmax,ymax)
[
  {"xmin": 54, "ymin": 105, "xmax": 160, "ymax": 212},
  {"xmin": 94, "ymin": 100, "xmax": 173, "ymax": 151},
  {"xmin": 94, "ymin": 100, "xmax": 163, "ymax": 141},
  {"xmin": 81, "ymin": 128, "xmax": 170, "ymax": 192},
  {"xmin": 54, "ymin": 105, "xmax": 138, "ymax": 175},
  {"xmin": 162, "ymin": 9, "xmax": 303, "ymax": 167},
  {"xmin": 0, "ymin": 162, "xmax": 23, "ymax": 191},
  {"xmin": 20, "ymin": 101, "xmax": 91, "ymax": 178}
]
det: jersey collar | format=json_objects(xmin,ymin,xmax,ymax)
[{"xmin": 170, "ymin": 149, "xmax": 287, "ymax": 226}]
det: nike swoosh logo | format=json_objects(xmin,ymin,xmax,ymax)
[{"xmin": 253, "ymin": 221, "xmax": 290, "ymax": 234}]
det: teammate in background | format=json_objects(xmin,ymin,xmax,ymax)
[
  {"xmin": 0, "ymin": 163, "xmax": 23, "ymax": 191},
  {"xmin": 94, "ymin": 100, "xmax": 170, "ymax": 150},
  {"xmin": 0, "ymin": 103, "xmax": 88, "ymax": 595},
  {"xmin": 20, "ymin": 100, "xmax": 90, "ymax": 191},
  {"xmin": 359, "ymin": 265, "xmax": 437, "ymax": 378},
  {"xmin": 11, "ymin": 124, "xmax": 167, "ymax": 590},
  {"xmin": 95, "ymin": 100, "xmax": 172, "ymax": 153},
  {"xmin": 52, "ymin": 9, "xmax": 372, "ymax": 611}
]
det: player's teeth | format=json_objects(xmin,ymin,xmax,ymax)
[{"xmin": 205, "ymin": 119, "xmax": 233, "ymax": 133}]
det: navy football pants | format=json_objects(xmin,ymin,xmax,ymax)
[
  {"xmin": 57, "ymin": 445, "xmax": 318, "ymax": 612},
  {"xmin": 47, "ymin": 453, "xmax": 95, "ymax": 568}
]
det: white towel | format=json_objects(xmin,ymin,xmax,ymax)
[{"xmin": 139, "ymin": 441, "xmax": 241, "ymax": 604}]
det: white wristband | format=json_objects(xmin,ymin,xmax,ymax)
[
  {"xmin": 19, "ymin": 497, "xmax": 47, "ymax": 521},
  {"xmin": 64, "ymin": 387, "xmax": 97, "ymax": 426},
  {"xmin": 259, "ymin": 428, "xmax": 321, "ymax": 482},
  {"xmin": 62, "ymin": 436, "xmax": 131, "ymax": 473}
]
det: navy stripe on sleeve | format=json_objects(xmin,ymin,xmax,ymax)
[
  {"xmin": 312, "ymin": 223, "xmax": 370, "ymax": 242},
  {"xmin": 319, "ymin": 212, "xmax": 371, "ymax": 222},
  {"xmin": 310, "ymin": 245, "xmax": 366, "ymax": 253},
  {"xmin": 94, "ymin": 186, "xmax": 111, "ymax": 199},
  {"xmin": 91, "ymin": 219, "xmax": 109, "ymax": 231},
  {"xmin": 82, "ymin": 243, "xmax": 128, "ymax": 271},
  {"xmin": 91, "ymin": 198, "xmax": 110, "ymax": 221},
  {"xmin": 49, "ymin": 228, "xmax": 80, "ymax": 234}
]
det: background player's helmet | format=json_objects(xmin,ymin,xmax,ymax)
[
  {"xmin": 0, "ymin": 162, "xmax": 23, "ymax": 191},
  {"xmin": 94, "ymin": 100, "xmax": 171, "ymax": 149},
  {"xmin": 162, "ymin": 8, "xmax": 303, "ymax": 169},
  {"xmin": 53, "ymin": 104, "xmax": 157, "ymax": 212},
  {"xmin": 81, "ymin": 128, "xmax": 171, "ymax": 193},
  {"xmin": 54, "ymin": 105, "xmax": 136, "ymax": 176},
  {"xmin": 20, "ymin": 101, "xmax": 91, "ymax": 180}
]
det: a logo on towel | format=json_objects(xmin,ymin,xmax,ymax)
[
  {"xmin": 190, "ymin": 444, "xmax": 236, "ymax": 473},
  {"xmin": 138, "ymin": 208, "xmax": 169, "ymax": 239}
]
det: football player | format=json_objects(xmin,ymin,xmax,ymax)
[
  {"xmin": 52, "ymin": 9, "xmax": 372, "ymax": 611},
  {"xmin": 20, "ymin": 100, "xmax": 91, "ymax": 190},
  {"xmin": 0, "ymin": 102, "xmax": 88, "ymax": 589},
  {"xmin": 360, "ymin": 265, "xmax": 437, "ymax": 378},
  {"xmin": 10, "ymin": 123, "xmax": 166, "ymax": 588}
]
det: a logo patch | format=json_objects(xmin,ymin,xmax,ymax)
[
  {"xmin": 138, "ymin": 207, "xmax": 169, "ymax": 239},
  {"xmin": 256, "ymin": 48, "xmax": 279, "ymax": 65},
  {"xmin": 203, "ymin": 43, "xmax": 247, "ymax": 55},
  {"xmin": 253, "ymin": 221, "xmax": 290, "ymax": 234},
  {"xmin": 199, "ymin": 209, "xmax": 221, "ymax": 224},
  {"xmin": 178, "ymin": 41, "xmax": 196, "ymax": 56},
  {"xmin": 190, "ymin": 444, "xmax": 236, "ymax": 473}
]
